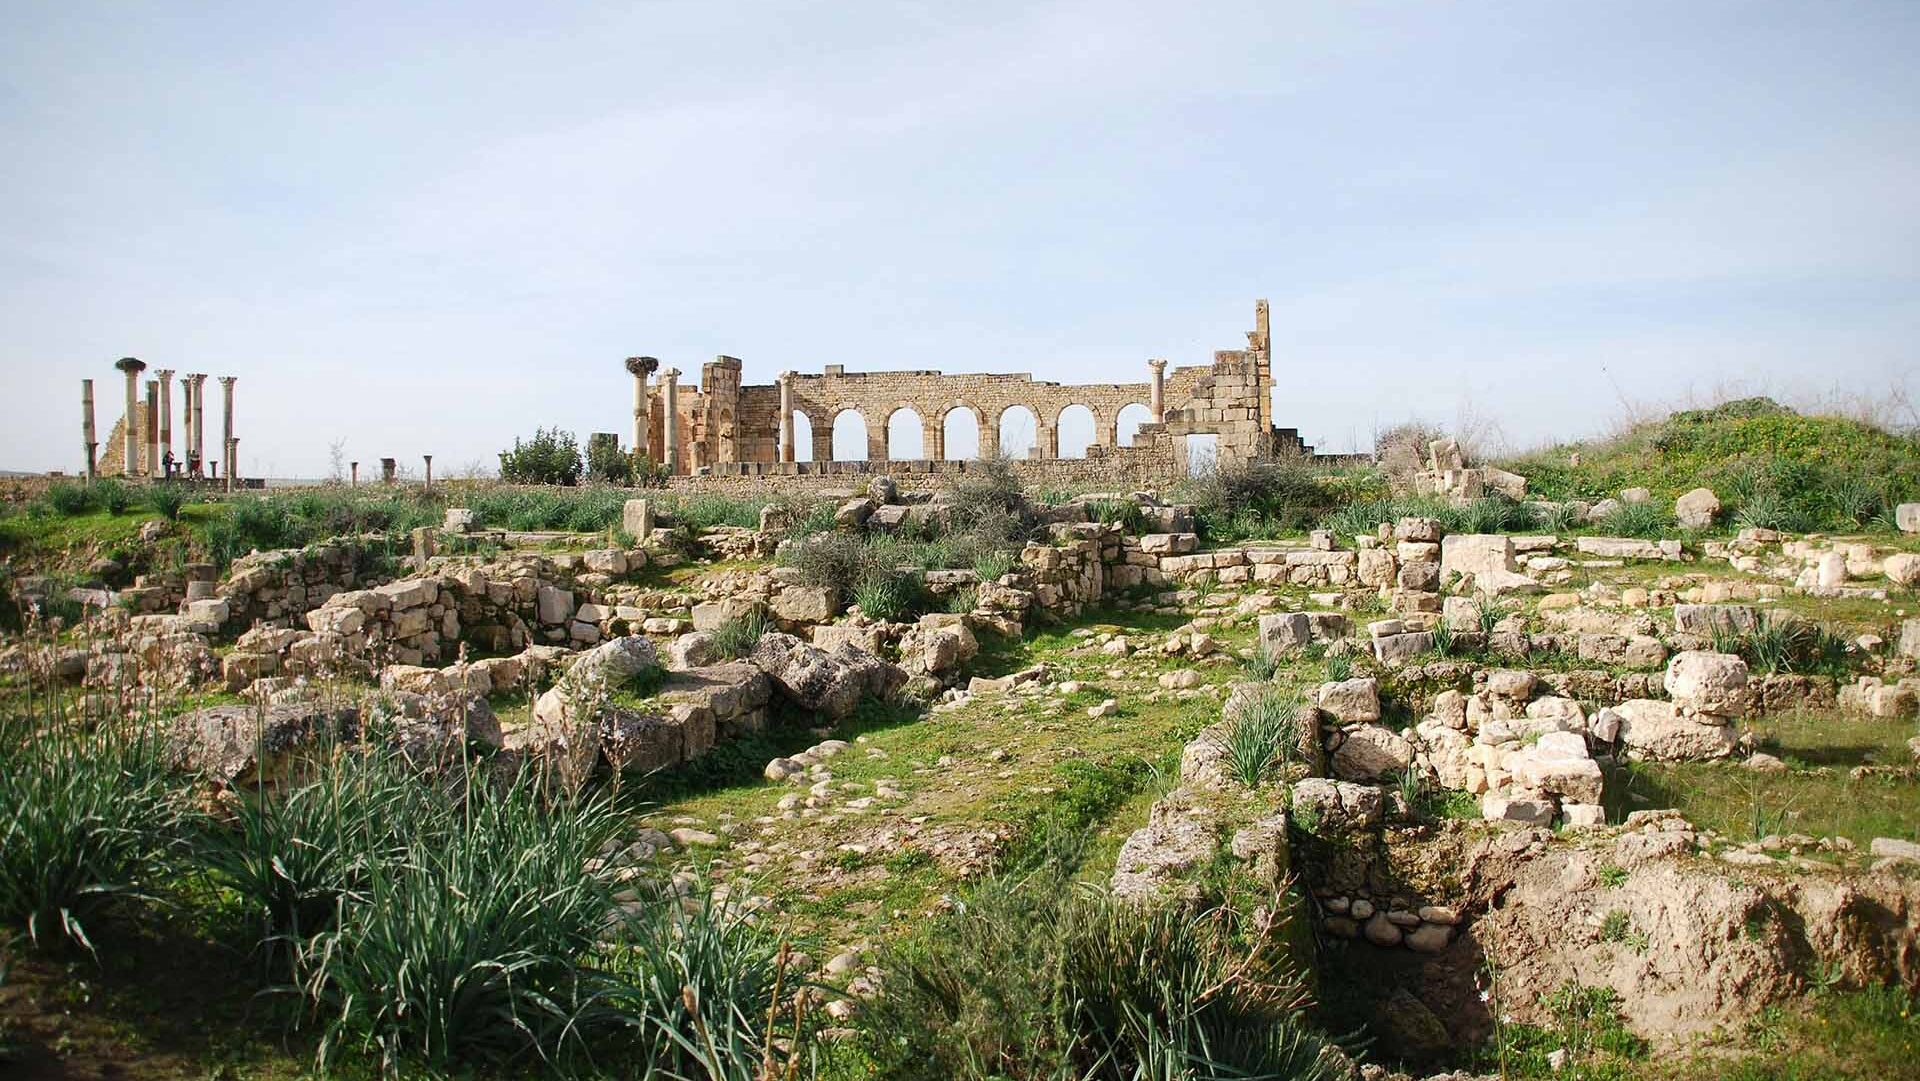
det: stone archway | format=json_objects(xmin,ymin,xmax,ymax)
[
  {"xmin": 1056, "ymin": 404, "xmax": 1097, "ymax": 459},
  {"xmin": 998, "ymin": 405, "xmax": 1038, "ymax": 460},
  {"xmin": 941, "ymin": 405, "xmax": 981, "ymax": 460},
  {"xmin": 832, "ymin": 409, "xmax": 869, "ymax": 461},
  {"xmin": 791, "ymin": 411, "xmax": 815, "ymax": 463},
  {"xmin": 1116, "ymin": 402, "xmax": 1153, "ymax": 447},
  {"xmin": 887, "ymin": 407, "xmax": 925, "ymax": 460}
]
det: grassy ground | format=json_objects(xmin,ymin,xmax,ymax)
[{"xmin": 1609, "ymin": 707, "xmax": 1920, "ymax": 847}]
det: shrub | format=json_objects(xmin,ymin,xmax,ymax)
[
  {"xmin": 144, "ymin": 484, "xmax": 188, "ymax": 521},
  {"xmin": 1454, "ymin": 495, "xmax": 1533, "ymax": 534},
  {"xmin": 1712, "ymin": 617, "xmax": 1851, "ymax": 677},
  {"xmin": 45, "ymin": 483, "xmax": 93, "ymax": 516},
  {"xmin": 1190, "ymin": 458, "xmax": 1335, "ymax": 541},
  {"xmin": 1242, "ymin": 647, "xmax": 1282, "ymax": 681},
  {"xmin": 1222, "ymin": 687, "xmax": 1305, "ymax": 788},
  {"xmin": 193, "ymin": 747, "xmax": 426, "ymax": 955},
  {"xmin": 971, "ymin": 549, "xmax": 1016, "ymax": 584},
  {"xmin": 708, "ymin": 611, "xmax": 771, "ymax": 661},
  {"xmin": 857, "ymin": 865, "xmax": 1340, "ymax": 1081},
  {"xmin": 1325, "ymin": 651, "xmax": 1354, "ymax": 682},
  {"xmin": 498, "ymin": 427, "xmax": 583, "ymax": 486},
  {"xmin": 780, "ymin": 532, "xmax": 870, "ymax": 595},
  {"xmin": 944, "ymin": 586, "xmax": 979, "ymax": 614},
  {"xmin": 96, "ymin": 479, "xmax": 133, "ymax": 515},
  {"xmin": 584, "ymin": 433, "xmax": 633, "ymax": 486},
  {"xmin": 0, "ymin": 702, "xmax": 185, "ymax": 952},
  {"xmin": 575, "ymin": 883, "xmax": 792, "ymax": 1077}
]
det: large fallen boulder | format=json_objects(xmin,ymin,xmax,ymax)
[
  {"xmin": 1600, "ymin": 699, "xmax": 1736, "ymax": 761},
  {"xmin": 166, "ymin": 702, "xmax": 361, "ymax": 787},
  {"xmin": 749, "ymin": 632, "xmax": 906, "ymax": 717}
]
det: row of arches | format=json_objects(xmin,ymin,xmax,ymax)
[{"xmin": 794, "ymin": 403, "xmax": 1156, "ymax": 463}]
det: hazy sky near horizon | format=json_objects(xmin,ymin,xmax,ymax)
[{"xmin": 3, "ymin": 0, "xmax": 1917, "ymax": 477}]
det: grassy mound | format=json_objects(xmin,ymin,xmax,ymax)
[{"xmin": 1499, "ymin": 398, "xmax": 1920, "ymax": 528}]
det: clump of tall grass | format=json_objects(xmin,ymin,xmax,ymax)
[
  {"xmin": 709, "ymin": 611, "xmax": 771, "ymax": 660},
  {"xmin": 1242, "ymin": 646, "xmax": 1282, "ymax": 681},
  {"xmin": 1600, "ymin": 500, "xmax": 1673, "ymax": 539},
  {"xmin": 574, "ymin": 883, "xmax": 797, "ymax": 1077},
  {"xmin": 0, "ymin": 701, "xmax": 186, "ymax": 952},
  {"xmin": 296, "ymin": 769, "xmax": 625, "ymax": 1072},
  {"xmin": 193, "ymin": 746, "xmax": 428, "ymax": 955},
  {"xmin": 1709, "ymin": 617, "xmax": 1851, "ymax": 677},
  {"xmin": 857, "ymin": 862, "xmax": 1341, "ymax": 1081},
  {"xmin": 1222, "ymin": 687, "xmax": 1306, "ymax": 788},
  {"xmin": 853, "ymin": 570, "xmax": 919, "ymax": 622}
]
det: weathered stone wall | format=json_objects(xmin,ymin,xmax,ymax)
[{"xmin": 641, "ymin": 300, "xmax": 1284, "ymax": 475}]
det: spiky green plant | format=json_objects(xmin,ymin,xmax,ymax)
[
  {"xmin": 1324, "ymin": 651, "xmax": 1354, "ymax": 683},
  {"xmin": 0, "ymin": 701, "xmax": 186, "ymax": 952},
  {"xmin": 297, "ymin": 769, "xmax": 624, "ymax": 1072},
  {"xmin": 1430, "ymin": 621, "xmax": 1455, "ymax": 658},
  {"xmin": 853, "ymin": 571, "xmax": 917, "ymax": 622},
  {"xmin": 971, "ymin": 549, "xmax": 1017, "ymax": 584},
  {"xmin": 1222, "ymin": 688, "xmax": 1305, "ymax": 788},
  {"xmin": 1242, "ymin": 647, "xmax": 1282, "ymax": 682},
  {"xmin": 709, "ymin": 611, "xmax": 772, "ymax": 661},
  {"xmin": 1474, "ymin": 595, "xmax": 1514, "ymax": 636}
]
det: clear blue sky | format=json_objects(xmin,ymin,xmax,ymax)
[{"xmin": 3, "ymin": 1, "xmax": 1916, "ymax": 476}]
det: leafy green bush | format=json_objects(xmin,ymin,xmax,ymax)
[
  {"xmin": 575, "ymin": 883, "xmax": 792, "ymax": 1077},
  {"xmin": 584, "ymin": 432, "xmax": 633, "ymax": 485},
  {"xmin": 497, "ymin": 427, "xmax": 583, "ymax": 486},
  {"xmin": 45, "ymin": 483, "xmax": 93, "ymax": 516},
  {"xmin": 1601, "ymin": 500, "xmax": 1674, "ymax": 539},
  {"xmin": 97, "ymin": 479, "xmax": 133, "ymax": 515},
  {"xmin": 144, "ymin": 484, "xmax": 188, "ymax": 521},
  {"xmin": 193, "ymin": 747, "xmax": 426, "ymax": 954},
  {"xmin": 780, "ymin": 532, "xmax": 871, "ymax": 594},
  {"xmin": 0, "ymin": 703, "xmax": 186, "ymax": 952},
  {"xmin": 1189, "ymin": 458, "xmax": 1337, "ymax": 541}
]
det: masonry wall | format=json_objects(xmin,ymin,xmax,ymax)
[{"xmin": 640, "ymin": 300, "xmax": 1282, "ymax": 475}]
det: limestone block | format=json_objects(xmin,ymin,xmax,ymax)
[
  {"xmin": 1883, "ymin": 553, "xmax": 1920, "ymax": 589},
  {"xmin": 1604, "ymin": 700, "xmax": 1735, "ymax": 760},
  {"xmin": 1139, "ymin": 532, "xmax": 1198, "ymax": 555},
  {"xmin": 378, "ymin": 579, "xmax": 440, "ymax": 611},
  {"xmin": 1664, "ymin": 650, "xmax": 1749, "ymax": 717},
  {"xmin": 1897, "ymin": 503, "xmax": 1920, "ymax": 534},
  {"xmin": 1257, "ymin": 612, "xmax": 1311, "ymax": 655},
  {"xmin": 581, "ymin": 549, "xmax": 628, "ymax": 576},
  {"xmin": 622, "ymin": 499, "xmax": 654, "ymax": 540},
  {"xmin": 536, "ymin": 584, "xmax": 576, "ymax": 626},
  {"xmin": 771, "ymin": 585, "xmax": 838, "ymax": 624},
  {"xmin": 1332, "ymin": 724, "xmax": 1411, "ymax": 781},
  {"xmin": 1674, "ymin": 488, "xmax": 1720, "ymax": 528},
  {"xmin": 1673, "ymin": 604, "xmax": 1760, "ymax": 637},
  {"xmin": 1315, "ymin": 677, "xmax": 1381, "ymax": 724}
]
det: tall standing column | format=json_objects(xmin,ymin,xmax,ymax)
[
  {"xmin": 777, "ymin": 373, "xmax": 794, "ymax": 463},
  {"xmin": 81, "ymin": 379, "xmax": 98, "ymax": 480},
  {"xmin": 219, "ymin": 376, "xmax": 237, "ymax": 491},
  {"xmin": 114, "ymin": 357, "xmax": 145, "ymax": 477},
  {"xmin": 625, "ymin": 356, "xmax": 656, "ymax": 461},
  {"xmin": 1148, "ymin": 359, "xmax": 1168, "ymax": 422},
  {"xmin": 154, "ymin": 369, "xmax": 175, "ymax": 476},
  {"xmin": 661, "ymin": 369, "xmax": 680, "ymax": 476},
  {"xmin": 144, "ymin": 381, "xmax": 160, "ymax": 477},
  {"xmin": 189, "ymin": 374, "xmax": 208, "ymax": 477}
]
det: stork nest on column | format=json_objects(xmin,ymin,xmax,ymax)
[{"xmin": 624, "ymin": 355, "xmax": 660, "ymax": 377}]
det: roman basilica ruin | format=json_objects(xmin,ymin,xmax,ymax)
[{"xmin": 617, "ymin": 301, "xmax": 1315, "ymax": 485}]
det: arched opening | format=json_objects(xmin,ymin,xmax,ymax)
[
  {"xmin": 998, "ymin": 405, "xmax": 1037, "ymax": 460},
  {"xmin": 792, "ymin": 411, "xmax": 814, "ymax": 463},
  {"xmin": 832, "ymin": 410, "xmax": 868, "ymax": 461},
  {"xmin": 887, "ymin": 407, "xmax": 925, "ymax": 460},
  {"xmin": 1184, "ymin": 433, "xmax": 1219, "ymax": 477},
  {"xmin": 942, "ymin": 407, "xmax": 980, "ymax": 460},
  {"xmin": 1056, "ymin": 405, "xmax": 1096, "ymax": 459},
  {"xmin": 1116, "ymin": 403, "xmax": 1153, "ymax": 447}
]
